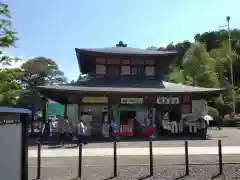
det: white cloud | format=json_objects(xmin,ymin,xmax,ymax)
[{"xmin": 0, "ymin": 60, "xmax": 27, "ymax": 69}]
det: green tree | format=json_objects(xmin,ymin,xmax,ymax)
[
  {"xmin": 0, "ymin": 55, "xmax": 21, "ymax": 66},
  {"xmin": 168, "ymin": 42, "xmax": 219, "ymax": 88},
  {"xmin": 0, "ymin": 68, "xmax": 24, "ymax": 106},
  {"xmin": 77, "ymin": 74, "xmax": 90, "ymax": 82},
  {"xmin": 209, "ymin": 40, "xmax": 239, "ymax": 87},
  {"xmin": 0, "ymin": 3, "xmax": 18, "ymax": 53},
  {"xmin": 0, "ymin": 2, "xmax": 20, "ymax": 106},
  {"xmin": 195, "ymin": 29, "xmax": 240, "ymax": 55}
]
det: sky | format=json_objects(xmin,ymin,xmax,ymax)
[{"xmin": 3, "ymin": 0, "xmax": 240, "ymax": 81}]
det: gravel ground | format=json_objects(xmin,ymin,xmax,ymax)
[
  {"xmin": 28, "ymin": 164, "xmax": 240, "ymax": 180},
  {"xmin": 28, "ymin": 155, "xmax": 240, "ymax": 180}
]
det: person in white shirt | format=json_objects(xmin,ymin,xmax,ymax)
[
  {"xmin": 58, "ymin": 116, "xmax": 73, "ymax": 145},
  {"xmin": 57, "ymin": 116, "xmax": 65, "ymax": 145},
  {"xmin": 76, "ymin": 120, "xmax": 87, "ymax": 145}
]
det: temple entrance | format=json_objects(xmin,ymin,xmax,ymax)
[
  {"xmin": 119, "ymin": 110, "xmax": 136, "ymax": 136},
  {"xmin": 111, "ymin": 104, "xmax": 155, "ymax": 137},
  {"xmin": 120, "ymin": 110, "xmax": 136, "ymax": 125},
  {"xmin": 155, "ymin": 103, "xmax": 182, "ymax": 136},
  {"xmin": 80, "ymin": 105, "xmax": 108, "ymax": 136}
]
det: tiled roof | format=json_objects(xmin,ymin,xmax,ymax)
[
  {"xmin": 37, "ymin": 79, "xmax": 225, "ymax": 94},
  {"xmin": 76, "ymin": 47, "xmax": 177, "ymax": 56}
]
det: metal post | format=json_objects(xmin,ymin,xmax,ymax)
[
  {"xmin": 185, "ymin": 141, "xmax": 189, "ymax": 175},
  {"xmin": 21, "ymin": 114, "xmax": 29, "ymax": 180},
  {"xmin": 218, "ymin": 140, "xmax": 223, "ymax": 174},
  {"xmin": 37, "ymin": 142, "xmax": 41, "ymax": 179},
  {"xmin": 149, "ymin": 140, "xmax": 153, "ymax": 176},
  {"xmin": 227, "ymin": 16, "xmax": 235, "ymax": 115},
  {"xmin": 113, "ymin": 141, "xmax": 117, "ymax": 177},
  {"xmin": 78, "ymin": 143, "xmax": 82, "ymax": 178}
]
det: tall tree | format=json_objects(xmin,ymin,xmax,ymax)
[
  {"xmin": 195, "ymin": 29, "xmax": 240, "ymax": 55},
  {"xmin": 158, "ymin": 41, "xmax": 191, "ymax": 69},
  {"xmin": 21, "ymin": 57, "xmax": 68, "ymax": 109},
  {"xmin": 209, "ymin": 40, "xmax": 239, "ymax": 87}
]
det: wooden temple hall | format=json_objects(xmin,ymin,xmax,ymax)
[{"xmin": 37, "ymin": 42, "xmax": 225, "ymax": 139}]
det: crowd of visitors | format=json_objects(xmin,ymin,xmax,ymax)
[{"xmin": 40, "ymin": 116, "xmax": 88, "ymax": 145}]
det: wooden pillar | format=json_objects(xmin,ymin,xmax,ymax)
[
  {"xmin": 148, "ymin": 95, "xmax": 156, "ymax": 138},
  {"xmin": 64, "ymin": 104, "xmax": 67, "ymax": 118},
  {"xmin": 78, "ymin": 104, "xmax": 81, "ymax": 122},
  {"xmin": 78, "ymin": 96, "xmax": 82, "ymax": 122},
  {"xmin": 107, "ymin": 95, "xmax": 112, "ymax": 138},
  {"xmin": 110, "ymin": 95, "xmax": 120, "ymax": 139},
  {"xmin": 152, "ymin": 102, "xmax": 156, "ymax": 138},
  {"xmin": 42, "ymin": 97, "xmax": 47, "ymax": 124},
  {"xmin": 31, "ymin": 104, "xmax": 35, "ymax": 133}
]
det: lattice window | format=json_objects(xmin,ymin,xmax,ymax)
[
  {"xmin": 121, "ymin": 66, "xmax": 130, "ymax": 75},
  {"xmin": 96, "ymin": 65, "xmax": 106, "ymax": 75},
  {"xmin": 145, "ymin": 66, "xmax": 155, "ymax": 76}
]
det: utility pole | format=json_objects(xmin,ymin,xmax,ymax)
[
  {"xmin": 226, "ymin": 16, "xmax": 236, "ymax": 115},
  {"xmin": 219, "ymin": 16, "xmax": 236, "ymax": 115}
]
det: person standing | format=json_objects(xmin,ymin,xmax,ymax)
[
  {"xmin": 58, "ymin": 116, "xmax": 70, "ymax": 145},
  {"xmin": 64, "ymin": 117, "xmax": 74, "ymax": 144},
  {"xmin": 41, "ymin": 119, "xmax": 50, "ymax": 143},
  {"xmin": 199, "ymin": 117, "xmax": 208, "ymax": 139},
  {"xmin": 76, "ymin": 120, "xmax": 87, "ymax": 145}
]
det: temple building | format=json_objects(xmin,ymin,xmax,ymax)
[{"xmin": 37, "ymin": 42, "xmax": 225, "ymax": 139}]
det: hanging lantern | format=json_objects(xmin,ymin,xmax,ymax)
[{"xmin": 68, "ymin": 94, "xmax": 80, "ymax": 104}]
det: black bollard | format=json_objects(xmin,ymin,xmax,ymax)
[
  {"xmin": 37, "ymin": 141, "xmax": 41, "ymax": 179},
  {"xmin": 218, "ymin": 140, "xmax": 223, "ymax": 174},
  {"xmin": 78, "ymin": 143, "xmax": 82, "ymax": 178},
  {"xmin": 184, "ymin": 141, "xmax": 189, "ymax": 176},
  {"xmin": 149, "ymin": 140, "xmax": 153, "ymax": 176},
  {"xmin": 113, "ymin": 141, "xmax": 117, "ymax": 177}
]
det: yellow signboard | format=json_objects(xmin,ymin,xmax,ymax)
[{"xmin": 82, "ymin": 97, "xmax": 108, "ymax": 104}]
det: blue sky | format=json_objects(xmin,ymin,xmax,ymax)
[{"xmin": 4, "ymin": 0, "xmax": 240, "ymax": 81}]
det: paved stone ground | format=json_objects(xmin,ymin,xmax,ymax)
[
  {"xmin": 28, "ymin": 127, "xmax": 240, "ymax": 150},
  {"xmin": 28, "ymin": 155, "xmax": 240, "ymax": 180}
]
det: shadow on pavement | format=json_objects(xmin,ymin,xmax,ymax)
[
  {"xmin": 28, "ymin": 135, "xmax": 212, "ymax": 147},
  {"xmin": 103, "ymin": 176, "xmax": 116, "ymax": 180},
  {"xmin": 174, "ymin": 174, "xmax": 188, "ymax": 180},
  {"xmin": 137, "ymin": 174, "xmax": 152, "ymax": 180},
  {"xmin": 211, "ymin": 173, "xmax": 227, "ymax": 179}
]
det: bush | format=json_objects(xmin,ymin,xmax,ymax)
[
  {"xmin": 221, "ymin": 113, "xmax": 240, "ymax": 126},
  {"xmin": 208, "ymin": 107, "xmax": 219, "ymax": 117}
]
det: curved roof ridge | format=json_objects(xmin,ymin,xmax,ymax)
[{"xmin": 162, "ymin": 81, "xmax": 225, "ymax": 91}]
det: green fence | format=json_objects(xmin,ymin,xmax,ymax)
[{"xmin": 47, "ymin": 103, "xmax": 64, "ymax": 117}]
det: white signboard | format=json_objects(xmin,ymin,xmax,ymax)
[
  {"xmin": 121, "ymin": 98, "xmax": 143, "ymax": 104},
  {"xmin": 156, "ymin": 97, "xmax": 180, "ymax": 104},
  {"xmin": 0, "ymin": 123, "xmax": 22, "ymax": 180}
]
